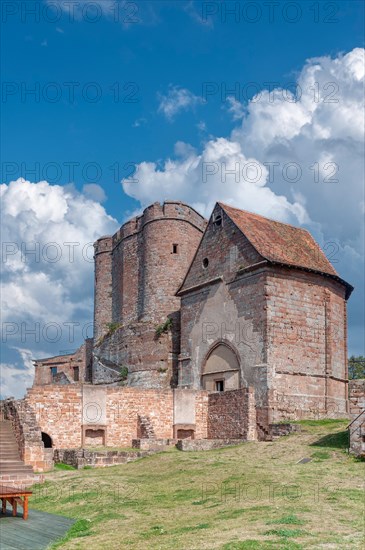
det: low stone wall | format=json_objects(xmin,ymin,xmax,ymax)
[
  {"xmin": 0, "ymin": 473, "xmax": 44, "ymax": 488},
  {"xmin": 207, "ymin": 388, "xmax": 257, "ymax": 440},
  {"xmin": 176, "ymin": 439, "xmax": 244, "ymax": 451},
  {"xmin": 132, "ymin": 438, "xmax": 177, "ymax": 450},
  {"xmin": 25, "ymin": 385, "xmax": 174, "ymax": 448},
  {"xmin": 269, "ymin": 423, "xmax": 302, "ymax": 438},
  {"xmin": 54, "ymin": 448, "xmax": 157, "ymax": 469}
]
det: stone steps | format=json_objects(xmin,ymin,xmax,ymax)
[{"xmin": 0, "ymin": 420, "xmax": 37, "ymax": 485}]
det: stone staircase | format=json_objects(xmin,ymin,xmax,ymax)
[{"xmin": 0, "ymin": 420, "xmax": 39, "ymax": 487}]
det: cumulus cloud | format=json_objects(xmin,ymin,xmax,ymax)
[
  {"xmin": 1, "ymin": 179, "xmax": 118, "ymax": 397},
  {"xmin": 124, "ymin": 48, "xmax": 364, "ymax": 233},
  {"xmin": 158, "ymin": 85, "xmax": 204, "ymax": 121},
  {"xmin": 1, "ymin": 179, "xmax": 117, "ymax": 324},
  {"xmin": 225, "ymin": 96, "xmax": 245, "ymax": 121},
  {"xmin": 0, "ymin": 348, "xmax": 44, "ymax": 399},
  {"xmin": 123, "ymin": 137, "xmax": 308, "ymax": 224},
  {"xmin": 82, "ymin": 183, "xmax": 107, "ymax": 203},
  {"xmin": 123, "ymin": 48, "xmax": 365, "ymax": 353}
]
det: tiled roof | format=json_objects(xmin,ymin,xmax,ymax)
[{"xmin": 219, "ymin": 203, "xmax": 339, "ymax": 277}]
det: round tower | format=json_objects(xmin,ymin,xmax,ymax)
[
  {"xmin": 93, "ymin": 235, "xmax": 113, "ymax": 341},
  {"xmin": 139, "ymin": 201, "xmax": 207, "ymax": 323},
  {"xmin": 94, "ymin": 201, "xmax": 207, "ymax": 388}
]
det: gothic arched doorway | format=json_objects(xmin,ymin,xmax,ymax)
[{"xmin": 201, "ymin": 343, "xmax": 240, "ymax": 392}]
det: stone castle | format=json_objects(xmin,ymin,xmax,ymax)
[{"xmin": 2, "ymin": 201, "xmax": 363, "ymax": 480}]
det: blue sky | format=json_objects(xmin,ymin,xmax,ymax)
[{"xmin": 1, "ymin": 0, "xmax": 364, "ymax": 397}]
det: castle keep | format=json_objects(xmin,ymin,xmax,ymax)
[{"xmin": 2, "ymin": 201, "xmax": 359, "ymax": 479}]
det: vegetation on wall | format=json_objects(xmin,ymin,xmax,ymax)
[
  {"xmin": 95, "ymin": 323, "xmax": 123, "ymax": 347},
  {"xmin": 119, "ymin": 366, "xmax": 128, "ymax": 381},
  {"xmin": 155, "ymin": 318, "xmax": 173, "ymax": 338},
  {"xmin": 106, "ymin": 322, "xmax": 123, "ymax": 335}
]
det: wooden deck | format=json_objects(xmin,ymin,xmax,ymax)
[{"xmin": 0, "ymin": 506, "xmax": 75, "ymax": 549}]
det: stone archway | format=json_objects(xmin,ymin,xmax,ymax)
[{"xmin": 201, "ymin": 342, "xmax": 240, "ymax": 392}]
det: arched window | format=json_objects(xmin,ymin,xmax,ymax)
[
  {"xmin": 202, "ymin": 343, "xmax": 240, "ymax": 392},
  {"xmin": 41, "ymin": 432, "xmax": 53, "ymax": 448}
]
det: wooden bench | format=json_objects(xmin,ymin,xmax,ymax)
[{"xmin": 0, "ymin": 485, "xmax": 32, "ymax": 520}]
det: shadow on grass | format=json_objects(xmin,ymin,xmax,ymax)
[{"xmin": 310, "ymin": 430, "xmax": 349, "ymax": 449}]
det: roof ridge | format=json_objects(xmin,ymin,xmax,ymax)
[{"xmin": 217, "ymin": 201, "xmax": 311, "ymax": 234}]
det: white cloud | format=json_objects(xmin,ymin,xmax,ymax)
[
  {"xmin": 82, "ymin": 183, "xmax": 107, "ymax": 203},
  {"xmin": 123, "ymin": 48, "xmax": 365, "ymax": 353},
  {"xmin": 158, "ymin": 85, "xmax": 204, "ymax": 121},
  {"xmin": 1, "ymin": 179, "xmax": 118, "ymax": 324},
  {"xmin": 0, "ymin": 348, "xmax": 47, "ymax": 399},
  {"xmin": 1, "ymin": 179, "xmax": 118, "ymax": 397},
  {"xmin": 225, "ymin": 96, "xmax": 245, "ymax": 120},
  {"xmin": 0, "ymin": 363, "xmax": 33, "ymax": 399},
  {"xmin": 196, "ymin": 120, "xmax": 207, "ymax": 132},
  {"xmin": 123, "ymin": 137, "xmax": 308, "ymax": 223},
  {"xmin": 132, "ymin": 117, "xmax": 147, "ymax": 128}
]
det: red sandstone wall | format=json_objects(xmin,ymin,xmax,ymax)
[
  {"xmin": 195, "ymin": 391, "xmax": 209, "ymax": 439},
  {"xmin": 25, "ymin": 386, "xmax": 174, "ymax": 448},
  {"xmin": 106, "ymin": 388, "xmax": 173, "ymax": 444},
  {"xmin": 266, "ymin": 268, "xmax": 348, "ymax": 420},
  {"xmin": 93, "ymin": 236, "xmax": 113, "ymax": 340},
  {"xmin": 178, "ymin": 204, "xmax": 267, "ymax": 389},
  {"xmin": 26, "ymin": 386, "xmax": 83, "ymax": 448},
  {"xmin": 94, "ymin": 201, "xmax": 207, "ymax": 388},
  {"xmin": 33, "ymin": 340, "xmax": 92, "ymax": 386},
  {"xmin": 207, "ymin": 388, "xmax": 256, "ymax": 439}
]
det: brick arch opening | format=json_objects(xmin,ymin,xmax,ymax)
[
  {"xmin": 41, "ymin": 432, "xmax": 53, "ymax": 448},
  {"xmin": 201, "ymin": 342, "xmax": 240, "ymax": 392}
]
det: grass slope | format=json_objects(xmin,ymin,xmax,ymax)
[{"xmin": 31, "ymin": 420, "xmax": 364, "ymax": 549}]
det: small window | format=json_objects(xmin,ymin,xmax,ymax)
[
  {"xmin": 50, "ymin": 367, "xmax": 57, "ymax": 378},
  {"xmin": 215, "ymin": 380, "xmax": 224, "ymax": 392},
  {"xmin": 213, "ymin": 214, "xmax": 222, "ymax": 227},
  {"xmin": 172, "ymin": 244, "xmax": 178, "ymax": 254},
  {"xmin": 73, "ymin": 366, "xmax": 80, "ymax": 382},
  {"xmin": 203, "ymin": 258, "xmax": 209, "ymax": 269}
]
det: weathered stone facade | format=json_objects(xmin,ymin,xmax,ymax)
[
  {"xmin": 93, "ymin": 201, "xmax": 207, "ymax": 388},
  {"xmin": 22, "ymin": 200, "xmax": 354, "ymax": 463},
  {"xmin": 177, "ymin": 203, "xmax": 352, "ymax": 426},
  {"xmin": 33, "ymin": 339, "xmax": 93, "ymax": 385}
]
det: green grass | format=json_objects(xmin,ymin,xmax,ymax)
[
  {"xmin": 29, "ymin": 419, "xmax": 363, "ymax": 549},
  {"xmin": 222, "ymin": 540, "xmax": 303, "ymax": 549},
  {"xmin": 266, "ymin": 514, "xmax": 305, "ymax": 525},
  {"xmin": 310, "ymin": 450, "xmax": 331, "ymax": 460},
  {"xmin": 49, "ymin": 519, "xmax": 92, "ymax": 549},
  {"xmin": 54, "ymin": 463, "xmax": 76, "ymax": 471},
  {"xmin": 264, "ymin": 528, "xmax": 307, "ymax": 538}
]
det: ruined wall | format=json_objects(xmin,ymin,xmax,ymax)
[
  {"xmin": 207, "ymin": 388, "xmax": 257, "ymax": 440},
  {"xmin": 26, "ymin": 386, "xmax": 83, "ymax": 448},
  {"xmin": 94, "ymin": 201, "xmax": 207, "ymax": 388},
  {"xmin": 266, "ymin": 268, "xmax": 348, "ymax": 420},
  {"xmin": 33, "ymin": 339, "xmax": 93, "ymax": 386},
  {"xmin": 25, "ymin": 385, "xmax": 174, "ymax": 448},
  {"xmin": 1, "ymin": 398, "xmax": 53, "ymax": 472},
  {"xmin": 349, "ymin": 379, "xmax": 365, "ymax": 457}
]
